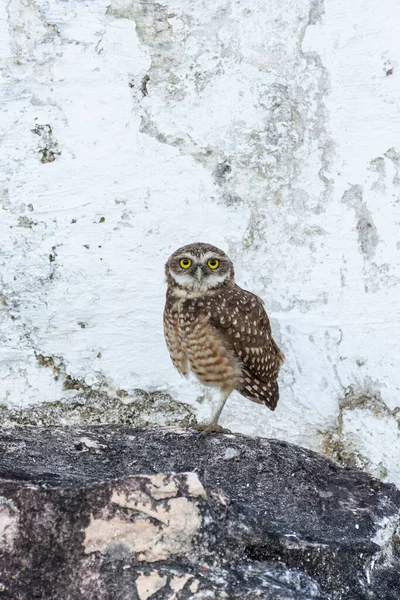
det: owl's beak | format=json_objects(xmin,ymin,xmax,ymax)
[{"xmin": 196, "ymin": 266, "xmax": 203, "ymax": 281}]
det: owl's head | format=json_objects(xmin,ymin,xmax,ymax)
[{"xmin": 166, "ymin": 242, "xmax": 235, "ymax": 293}]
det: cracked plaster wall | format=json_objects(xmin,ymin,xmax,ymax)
[{"xmin": 1, "ymin": 0, "xmax": 400, "ymax": 485}]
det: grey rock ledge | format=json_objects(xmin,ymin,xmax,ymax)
[{"xmin": 0, "ymin": 426, "xmax": 399, "ymax": 599}]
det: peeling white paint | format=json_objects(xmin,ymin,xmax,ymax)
[{"xmin": 1, "ymin": 0, "xmax": 400, "ymax": 485}]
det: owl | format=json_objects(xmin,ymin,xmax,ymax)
[{"xmin": 164, "ymin": 242, "xmax": 284, "ymax": 435}]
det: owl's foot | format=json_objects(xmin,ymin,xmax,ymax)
[{"xmin": 192, "ymin": 423, "xmax": 232, "ymax": 437}]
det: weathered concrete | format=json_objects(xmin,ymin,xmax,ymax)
[{"xmin": 0, "ymin": 427, "xmax": 399, "ymax": 599}]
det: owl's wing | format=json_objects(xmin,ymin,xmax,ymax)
[{"xmin": 209, "ymin": 287, "xmax": 284, "ymax": 410}]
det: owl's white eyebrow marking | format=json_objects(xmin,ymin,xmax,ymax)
[
  {"xmin": 175, "ymin": 252, "xmax": 198, "ymax": 261},
  {"xmin": 200, "ymin": 251, "xmax": 225, "ymax": 261}
]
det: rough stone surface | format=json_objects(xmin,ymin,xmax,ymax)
[
  {"xmin": 1, "ymin": 0, "xmax": 400, "ymax": 486},
  {"xmin": 0, "ymin": 426, "xmax": 399, "ymax": 599}
]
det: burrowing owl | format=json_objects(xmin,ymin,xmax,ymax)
[{"xmin": 164, "ymin": 242, "xmax": 284, "ymax": 434}]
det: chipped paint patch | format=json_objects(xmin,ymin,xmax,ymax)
[{"xmin": 321, "ymin": 386, "xmax": 400, "ymax": 484}]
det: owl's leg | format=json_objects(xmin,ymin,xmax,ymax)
[
  {"xmin": 210, "ymin": 387, "xmax": 232, "ymax": 426},
  {"xmin": 193, "ymin": 387, "xmax": 232, "ymax": 436}
]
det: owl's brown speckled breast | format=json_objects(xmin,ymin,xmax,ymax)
[{"xmin": 176, "ymin": 296, "xmax": 242, "ymax": 390}]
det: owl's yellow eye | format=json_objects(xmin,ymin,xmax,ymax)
[
  {"xmin": 179, "ymin": 257, "xmax": 192, "ymax": 269},
  {"xmin": 207, "ymin": 258, "xmax": 220, "ymax": 269}
]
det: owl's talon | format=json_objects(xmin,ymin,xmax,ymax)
[{"xmin": 192, "ymin": 424, "xmax": 232, "ymax": 436}]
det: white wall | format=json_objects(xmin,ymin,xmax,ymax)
[{"xmin": 1, "ymin": 0, "xmax": 400, "ymax": 484}]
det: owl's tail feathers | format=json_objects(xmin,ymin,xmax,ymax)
[
  {"xmin": 238, "ymin": 370, "xmax": 279, "ymax": 411},
  {"xmin": 264, "ymin": 381, "xmax": 279, "ymax": 411}
]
